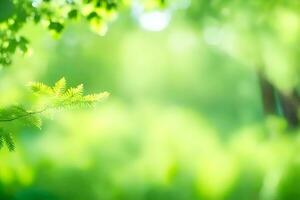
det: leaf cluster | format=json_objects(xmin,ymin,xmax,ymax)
[
  {"xmin": 0, "ymin": 77, "xmax": 109, "ymax": 151},
  {"xmin": 0, "ymin": 0, "xmax": 119, "ymax": 66},
  {"xmin": 29, "ymin": 77, "xmax": 109, "ymax": 109}
]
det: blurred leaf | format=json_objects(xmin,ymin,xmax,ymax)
[
  {"xmin": 0, "ymin": 128, "xmax": 15, "ymax": 151},
  {"xmin": 48, "ymin": 22, "xmax": 64, "ymax": 34},
  {"xmin": 68, "ymin": 9, "xmax": 78, "ymax": 19},
  {"xmin": 0, "ymin": 0, "xmax": 14, "ymax": 22}
]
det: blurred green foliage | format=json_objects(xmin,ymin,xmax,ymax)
[
  {"xmin": 0, "ymin": 0, "xmax": 119, "ymax": 66},
  {"xmin": 185, "ymin": 0, "xmax": 300, "ymax": 93},
  {"xmin": 0, "ymin": 0, "xmax": 300, "ymax": 200}
]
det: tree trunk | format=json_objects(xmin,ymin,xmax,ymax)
[{"xmin": 258, "ymin": 73, "xmax": 299, "ymax": 128}]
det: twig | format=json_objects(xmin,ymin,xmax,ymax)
[{"xmin": 0, "ymin": 108, "xmax": 47, "ymax": 122}]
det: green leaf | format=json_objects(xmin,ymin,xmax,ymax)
[
  {"xmin": 52, "ymin": 77, "xmax": 66, "ymax": 95},
  {"xmin": 33, "ymin": 13, "xmax": 41, "ymax": 24},
  {"xmin": 48, "ymin": 22, "xmax": 64, "ymax": 33},
  {"xmin": 106, "ymin": 2, "xmax": 117, "ymax": 10},
  {"xmin": 68, "ymin": 9, "xmax": 78, "ymax": 19},
  {"xmin": 4, "ymin": 133, "xmax": 15, "ymax": 151},
  {"xmin": 0, "ymin": 128, "xmax": 15, "ymax": 151},
  {"xmin": 64, "ymin": 84, "xmax": 83, "ymax": 98},
  {"xmin": 29, "ymin": 82, "xmax": 53, "ymax": 95},
  {"xmin": 0, "ymin": 135, "xmax": 3, "ymax": 149},
  {"xmin": 7, "ymin": 39, "xmax": 18, "ymax": 53},
  {"xmin": 0, "ymin": 0, "xmax": 15, "ymax": 22},
  {"xmin": 87, "ymin": 12, "xmax": 99, "ymax": 21},
  {"xmin": 18, "ymin": 37, "xmax": 29, "ymax": 53}
]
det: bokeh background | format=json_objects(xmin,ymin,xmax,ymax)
[{"xmin": 1, "ymin": 0, "xmax": 300, "ymax": 199}]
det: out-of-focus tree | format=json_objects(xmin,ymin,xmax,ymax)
[{"xmin": 181, "ymin": 0, "xmax": 300, "ymax": 126}]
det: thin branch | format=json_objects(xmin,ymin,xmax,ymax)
[{"xmin": 0, "ymin": 107, "xmax": 47, "ymax": 122}]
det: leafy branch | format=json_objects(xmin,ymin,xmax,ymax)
[
  {"xmin": 0, "ymin": 0, "xmax": 119, "ymax": 66},
  {"xmin": 0, "ymin": 107, "xmax": 47, "ymax": 122},
  {"xmin": 0, "ymin": 77, "xmax": 109, "ymax": 151}
]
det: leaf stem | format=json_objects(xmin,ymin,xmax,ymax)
[{"xmin": 0, "ymin": 108, "xmax": 47, "ymax": 122}]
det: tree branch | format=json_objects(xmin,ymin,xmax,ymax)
[{"xmin": 0, "ymin": 108, "xmax": 47, "ymax": 122}]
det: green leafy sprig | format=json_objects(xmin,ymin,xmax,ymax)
[{"xmin": 0, "ymin": 77, "xmax": 109, "ymax": 151}]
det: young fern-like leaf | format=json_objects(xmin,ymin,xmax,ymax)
[
  {"xmin": 4, "ymin": 133, "xmax": 15, "ymax": 151},
  {"xmin": 0, "ymin": 135, "xmax": 3, "ymax": 149},
  {"xmin": 0, "ymin": 77, "xmax": 109, "ymax": 151},
  {"xmin": 82, "ymin": 92, "xmax": 110, "ymax": 106},
  {"xmin": 29, "ymin": 78, "xmax": 109, "ymax": 110},
  {"xmin": 29, "ymin": 82, "xmax": 53, "ymax": 95},
  {"xmin": 0, "ymin": 129, "xmax": 15, "ymax": 151},
  {"xmin": 22, "ymin": 114, "xmax": 42, "ymax": 129},
  {"xmin": 63, "ymin": 84, "xmax": 84, "ymax": 98},
  {"xmin": 52, "ymin": 77, "xmax": 66, "ymax": 95}
]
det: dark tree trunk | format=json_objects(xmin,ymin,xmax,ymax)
[
  {"xmin": 258, "ymin": 73, "xmax": 277, "ymax": 115},
  {"xmin": 258, "ymin": 73, "xmax": 299, "ymax": 128},
  {"xmin": 278, "ymin": 91, "xmax": 299, "ymax": 127}
]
